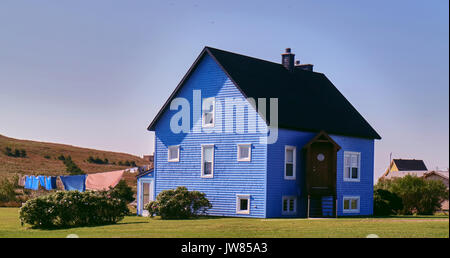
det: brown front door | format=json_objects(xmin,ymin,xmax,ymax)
[{"xmin": 309, "ymin": 142, "xmax": 335, "ymax": 194}]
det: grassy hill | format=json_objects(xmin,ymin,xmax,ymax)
[{"xmin": 0, "ymin": 134, "xmax": 148, "ymax": 178}]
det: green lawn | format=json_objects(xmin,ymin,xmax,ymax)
[{"xmin": 0, "ymin": 208, "xmax": 448, "ymax": 238}]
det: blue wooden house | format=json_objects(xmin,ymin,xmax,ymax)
[{"xmin": 137, "ymin": 47, "xmax": 381, "ymax": 218}]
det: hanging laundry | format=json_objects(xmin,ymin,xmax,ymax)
[
  {"xmin": 38, "ymin": 176, "xmax": 46, "ymax": 189},
  {"xmin": 56, "ymin": 176, "xmax": 65, "ymax": 190},
  {"xmin": 24, "ymin": 176, "xmax": 32, "ymax": 189},
  {"xmin": 18, "ymin": 175, "xmax": 26, "ymax": 187},
  {"xmin": 40, "ymin": 176, "xmax": 57, "ymax": 190},
  {"xmin": 85, "ymin": 170, "xmax": 124, "ymax": 191},
  {"xmin": 59, "ymin": 175, "xmax": 87, "ymax": 192},
  {"xmin": 49, "ymin": 176, "xmax": 57, "ymax": 190},
  {"xmin": 24, "ymin": 176, "xmax": 39, "ymax": 190}
]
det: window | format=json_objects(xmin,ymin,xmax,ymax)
[
  {"xmin": 284, "ymin": 146, "xmax": 296, "ymax": 180},
  {"xmin": 282, "ymin": 196, "xmax": 297, "ymax": 214},
  {"xmin": 343, "ymin": 196, "xmax": 360, "ymax": 213},
  {"xmin": 168, "ymin": 145, "xmax": 180, "ymax": 162},
  {"xmin": 201, "ymin": 145, "xmax": 214, "ymax": 178},
  {"xmin": 344, "ymin": 152, "xmax": 360, "ymax": 181},
  {"xmin": 236, "ymin": 194, "xmax": 250, "ymax": 214},
  {"xmin": 202, "ymin": 97, "xmax": 215, "ymax": 127},
  {"xmin": 237, "ymin": 144, "xmax": 251, "ymax": 161}
]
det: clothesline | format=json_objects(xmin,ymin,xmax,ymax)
[{"xmin": 19, "ymin": 170, "xmax": 125, "ymax": 192}]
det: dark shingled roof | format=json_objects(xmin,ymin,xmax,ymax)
[
  {"xmin": 393, "ymin": 159, "xmax": 428, "ymax": 171},
  {"xmin": 148, "ymin": 46, "xmax": 381, "ymax": 139}
]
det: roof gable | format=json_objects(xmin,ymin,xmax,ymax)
[
  {"xmin": 393, "ymin": 159, "xmax": 428, "ymax": 171},
  {"xmin": 148, "ymin": 46, "xmax": 381, "ymax": 139}
]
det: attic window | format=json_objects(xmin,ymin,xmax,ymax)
[
  {"xmin": 202, "ymin": 97, "xmax": 215, "ymax": 127},
  {"xmin": 168, "ymin": 145, "xmax": 180, "ymax": 162}
]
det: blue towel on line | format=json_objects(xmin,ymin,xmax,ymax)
[
  {"xmin": 24, "ymin": 176, "xmax": 39, "ymax": 190},
  {"xmin": 38, "ymin": 176, "xmax": 46, "ymax": 189},
  {"xmin": 59, "ymin": 175, "xmax": 87, "ymax": 192}
]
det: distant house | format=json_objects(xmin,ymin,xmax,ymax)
[
  {"xmin": 382, "ymin": 159, "xmax": 428, "ymax": 179},
  {"xmin": 138, "ymin": 46, "xmax": 381, "ymax": 218},
  {"xmin": 381, "ymin": 159, "xmax": 448, "ymax": 211},
  {"xmin": 424, "ymin": 171, "xmax": 449, "ymax": 211},
  {"xmin": 143, "ymin": 155, "xmax": 154, "ymax": 163}
]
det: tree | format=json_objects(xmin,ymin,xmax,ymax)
[
  {"xmin": 376, "ymin": 175, "xmax": 448, "ymax": 215},
  {"xmin": 109, "ymin": 180, "xmax": 134, "ymax": 204},
  {"xmin": 373, "ymin": 189, "xmax": 403, "ymax": 216}
]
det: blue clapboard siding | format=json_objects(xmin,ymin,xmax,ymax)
[
  {"xmin": 331, "ymin": 134, "xmax": 374, "ymax": 216},
  {"xmin": 154, "ymin": 54, "xmax": 268, "ymax": 218},
  {"xmin": 266, "ymin": 129, "xmax": 374, "ymax": 217},
  {"xmin": 266, "ymin": 129, "xmax": 315, "ymax": 218}
]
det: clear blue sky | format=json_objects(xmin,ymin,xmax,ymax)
[{"xmin": 0, "ymin": 0, "xmax": 448, "ymax": 179}]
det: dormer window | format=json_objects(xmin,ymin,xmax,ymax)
[{"xmin": 202, "ymin": 97, "xmax": 215, "ymax": 127}]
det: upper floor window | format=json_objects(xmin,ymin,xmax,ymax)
[
  {"xmin": 344, "ymin": 152, "xmax": 360, "ymax": 181},
  {"xmin": 237, "ymin": 144, "xmax": 251, "ymax": 162},
  {"xmin": 343, "ymin": 196, "xmax": 360, "ymax": 213},
  {"xmin": 202, "ymin": 97, "xmax": 215, "ymax": 127},
  {"xmin": 284, "ymin": 146, "xmax": 296, "ymax": 180},
  {"xmin": 168, "ymin": 145, "xmax": 180, "ymax": 162},
  {"xmin": 201, "ymin": 144, "xmax": 214, "ymax": 178}
]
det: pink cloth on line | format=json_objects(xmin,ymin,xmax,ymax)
[{"xmin": 85, "ymin": 170, "xmax": 124, "ymax": 191}]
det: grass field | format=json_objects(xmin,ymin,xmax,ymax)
[{"xmin": 0, "ymin": 208, "xmax": 448, "ymax": 238}]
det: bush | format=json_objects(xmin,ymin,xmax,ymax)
[
  {"xmin": 19, "ymin": 190, "xmax": 129, "ymax": 228},
  {"xmin": 373, "ymin": 189, "xmax": 403, "ymax": 216},
  {"xmin": 87, "ymin": 156, "xmax": 109, "ymax": 165},
  {"xmin": 109, "ymin": 180, "xmax": 134, "ymax": 204},
  {"xmin": 145, "ymin": 186, "xmax": 212, "ymax": 219},
  {"xmin": 376, "ymin": 175, "xmax": 448, "ymax": 215},
  {"xmin": 0, "ymin": 176, "xmax": 19, "ymax": 203},
  {"xmin": 3, "ymin": 147, "xmax": 27, "ymax": 158},
  {"xmin": 59, "ymin": 155, "xmax": 84, "ymax": 175}
]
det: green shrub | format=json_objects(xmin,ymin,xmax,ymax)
[
  {"xmin": 58, "ymin": 155, "xmax": 84, "ymax": 175},
  {"xmin": 373, "ymin": 189, "xmax": 403, "ymax": 216},
  {"xmin": 19, "ymin": 190, "xmax": 129, "ymax": 228},
  {"xmin": 87, "ymin": 156, "xmax": 109, "ymax": 165},
  {"xmin": 0, "ymin": 176, "xmax": 19, "ymax": 203},
  {"xmin": 145, "ymin": 186, "xmax": 212, "ymax": 219},
  {"xmin": 109, "ymin": 180, "xmax": 134, "ymax": 204},
  {"xmin": 3, "ymin": 147, "xmax": 27, "ymax": 158},
  {"xmin": 376, "ymin": 175, "xmax": 448, "ymax": 215}
]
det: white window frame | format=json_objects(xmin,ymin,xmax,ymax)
[
  {"xmin": 201, "ymin": 144, "xmax": 214, "ymax": 178},
  {"xmin": 343, "ymin": 196, "xmax": 360, "ymax": 213},
  {"xmin": 237, "ymin": 144, "xmax": 252, "ymax": 162},
  {"xmin": 281, "ymin": 196, "xmax": 297, "ymax": 215},
  {"xmin": 343, "ymin": 151, "xmax": 361, "ymax": 182},
  {"xmin": 284, "ymin": 146, "xmax": 296, "ymax": 180},
  {"xmin": 202, "ymin": 97, "xmax": 215, "ymax": 128},
  {"xmin": 167, "ymin": 145, "xmax": 180, "ymax": 162},
  {"xmin": 236, "ymin": 194, "xmax": 250, "ymax": 214}
]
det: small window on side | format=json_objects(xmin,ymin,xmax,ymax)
[
  {"xmin": 168, "ymin": 145, "xmax": 180, "ymax": 162},
  {"xmin": 343, "ymin": 196, "xmax": 360, "ymax": 213},
  {"xmin": 236, "ymin": 194, "xmax": 250, "ymax": 214},
  {"xmin": 237, "ymin": 144, "xmax": 251, "ymax": 162}
]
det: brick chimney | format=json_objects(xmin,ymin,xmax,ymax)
[{"xmin": 281, "ymin": 48, "xmax": 295, "ymax": 71}]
